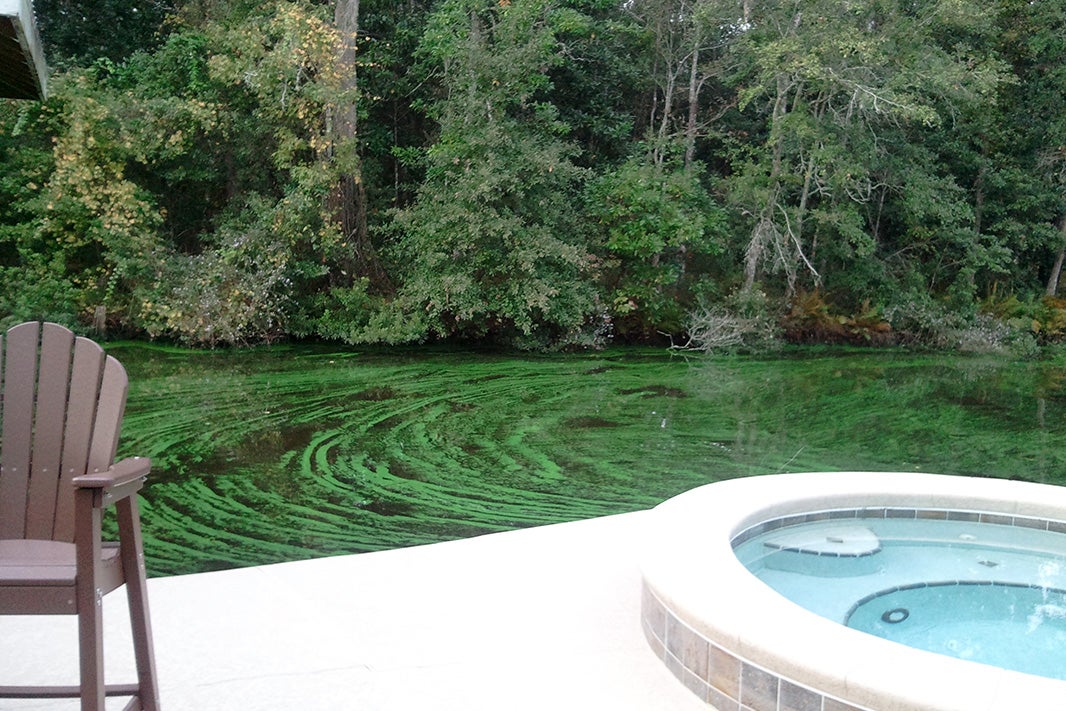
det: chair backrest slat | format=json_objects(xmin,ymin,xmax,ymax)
[
  {"xmin": 52, "ymin": 336, "xmax": 107, "ymax": 542},
  {"xmin": 87, "ymin": 355, "xmax": 127, "ymax": 475},
  {"xmin": 0, "ymin": 322, "xmax": 41, "ymax": 539},
  {"xmin": 25, "ymin": 324, "xmax": 75, "ymax": 540},
  {"xmin": 0, "ymin": 323, "xmax": 128, "ymax": 543}
]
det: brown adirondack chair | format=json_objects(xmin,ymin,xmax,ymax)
[{"xmin": 0, "ymin": 322, "xmax": 160, "ymax": 711}]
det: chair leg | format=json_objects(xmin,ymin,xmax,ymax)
[
  {"xmin": 76, "ymin": 490, "xmax": 107, "ymax": 711},
  {"xmin": 76, "ymin": 604, "xmax": 106, "ymax": 711},
  {"xmin": 117, "ymin": 497, "xmax": 161, "ymax": 711}
]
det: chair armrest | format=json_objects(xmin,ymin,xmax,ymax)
[
  {"xmin": 73, "ymin": 457, "xmax": 151, "ymax": 506},
  {"xmin": 73, "ymin": 456, "xmax": 151, "ymax": 488}
]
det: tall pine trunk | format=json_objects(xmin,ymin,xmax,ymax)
[{"xmin": 329, "ymin": 0, "xmax": 391, "ymax": 293}]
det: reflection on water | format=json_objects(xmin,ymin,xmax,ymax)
[{"xmin": 109, "ymin": 344, "xmax": 1066, "ymax": 575}]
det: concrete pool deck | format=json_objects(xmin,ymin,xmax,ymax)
[{"xmin": 1, "ymin": 510, "xmax": 709, "ymax": 711}]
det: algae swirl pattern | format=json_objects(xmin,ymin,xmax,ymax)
[{"xmin": 110, "ymin": 345, "xmax": 1066, "ymax": 575}]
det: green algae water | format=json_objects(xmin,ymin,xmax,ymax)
[{"xmin": 107, "ymin": 345, "xmax": 1066, "ymax": 576}]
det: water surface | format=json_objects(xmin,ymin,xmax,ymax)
[
  {"xmin": 735, "ymin": 515, "xmax": 1066, "ymax": 679},
  {"xmin": 109, "ymin": 345, "xmax": 1066, "ymax": 575}
]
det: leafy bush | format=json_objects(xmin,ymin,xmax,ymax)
[
  {"xmin": 0, "ymin": 258, "xmax": 81, "ymax": 330},
  {"xmin": 885, "ymin": 293, "xmax": 1038, "ymax": 355},
  {"xmin": 587, "ymin": 155, "xmax": 725, "ymax": 339},
  {"xmin": 136, "ymin": 219, "xmax": 296, "ymax": 346},
  {"xmin": 980, "ymin": 293, "xmax": 1066, "ymax": 344}
]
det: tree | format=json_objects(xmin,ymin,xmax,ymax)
[
  {"xmin": 1002, "ymin": 0, "xmax": 1066, "ymax": 296},
  {"xmin": 586, "ymin": 152, "xmax": 724, "ymax": 337},
  {"xmin": 0, "ymin": 69, "xmax": 165, "ymax": 329},
  {"xmin": 722, "ymin": 0, "xmax": 1008, "ymax": 299},
  {"xmin": 386, "ymin": 0, "xmax": 596, "ymax": 345},
  {"xmin": 623, "ymin": 0, "xmax": 736, "ymax": 171},
  {"xmin": 357, "ymin": 0, "xmax": 436, "ymax": 209},
  {"xmin": 0, "ymin": 1, "xmax": 392, "ymax": 344}
]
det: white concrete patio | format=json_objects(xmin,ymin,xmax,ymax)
[{"xmin": 1, "ymin": 510, "xmax": 709, "ymax": 710}]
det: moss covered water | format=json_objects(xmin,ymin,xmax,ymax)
[{"xmin": 108, "ymin": 344, "xmax": 1066, "ymax": 576}]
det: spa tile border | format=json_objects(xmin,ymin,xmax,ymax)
[
  {"xmin": 642, "ymin": 583, "xmax": 871, "ymax": 711},
  {"xmin": 729, "ymin": 507, "xmax": 1066, "ymax": 549}
]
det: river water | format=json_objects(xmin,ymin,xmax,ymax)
[{"xmin": 109, "ymin": 344, "xmax": 1066, "ymax": 575}]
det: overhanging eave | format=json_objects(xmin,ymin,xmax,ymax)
[{"xmin": 0, "ymin": 0, "xmax": 47, "ymax": 100}]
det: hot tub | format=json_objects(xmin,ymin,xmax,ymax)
[{"xmin": 639, "ymin": 472, "xmax": 1066, "ymax": 710}]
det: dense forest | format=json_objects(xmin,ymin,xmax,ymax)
[{"xmin": 2, "ymin": 0, "xmax": 1065, "ymax": 353}]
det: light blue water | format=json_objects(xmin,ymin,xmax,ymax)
[
  {"xmin": 733, "ymin": 516, "xmax": 1066, "ymax": 679},
  {"xmin": 847, "ymin": 582, "xmax": 1066, "ymax": 680}
]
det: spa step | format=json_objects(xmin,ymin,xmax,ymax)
[{"xmin": 764, "ymin": 526, "xmax": 881, "ymax": 557}]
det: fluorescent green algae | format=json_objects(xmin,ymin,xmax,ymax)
[{"xmin": 108, "ymin": 345, "xmax": 1066, "ymax": 576}]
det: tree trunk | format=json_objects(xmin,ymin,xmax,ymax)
[
  {"xmin": 973, "ymin": 138, "xmax": 988, "ymax": 237},
  {"xmin": 1047, "ymin": 215, "xmax": 1066, "ymax": 297},
  {"xmin": 743, "ymin": 73, "xmax": 791, "ymax": 293},
  {"xmin": 684, "ymin": 44, "xmax": 699, "ymax": 170},
  {"xmin": 329, "ymin": 0, "xmax": 392, "ymax": 293},
  {"xmin": 655, "ymin": 67, "xmax": 675, "ymax": 165}
]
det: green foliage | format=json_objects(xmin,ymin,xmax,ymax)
[
  {"xmin": 358, "ymin": 0, "xmax": 436, "ymax": 212},
  {"xmin": 387, "ymin": 0, "xmax": 596, "ymax": 346},
  {"xmin": 1, "ymin": 0, "xmax": 1065, "ymax": 352},
  {"xmin": 35, "ymin": 0, "xmax": 171, "ymax": 65},
  {"xmin": 885, "ymin": 290, "xmax": 1039, "ymax": 356},
  {"xmin": 0, "ymin": 70, "xmax": 164, "ymax": 326},
  {"xmin": 724, "ymin": 0, "xmax": 1012, "ymax": 297},
  {"xmin": 0, "ymin": 1, "xmax": 368, "ymax": 345},
  {"xmin": 545, "ymin": 0, "xmax": 645, "ymax": 166},
  {"xmin": 0, "ymin": 252, "xmax": 81, "ymax": 330},
  {"xmin": 980, "ymin": 292, "xmax": 1066, "ymax": 344},
  {"xmin": 587, "ymin": 154, "xmax": 725, "ymax": 337},
  {"xmin": 136, "ymin": 193, "xmax": 330, "ymax": 346}
]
